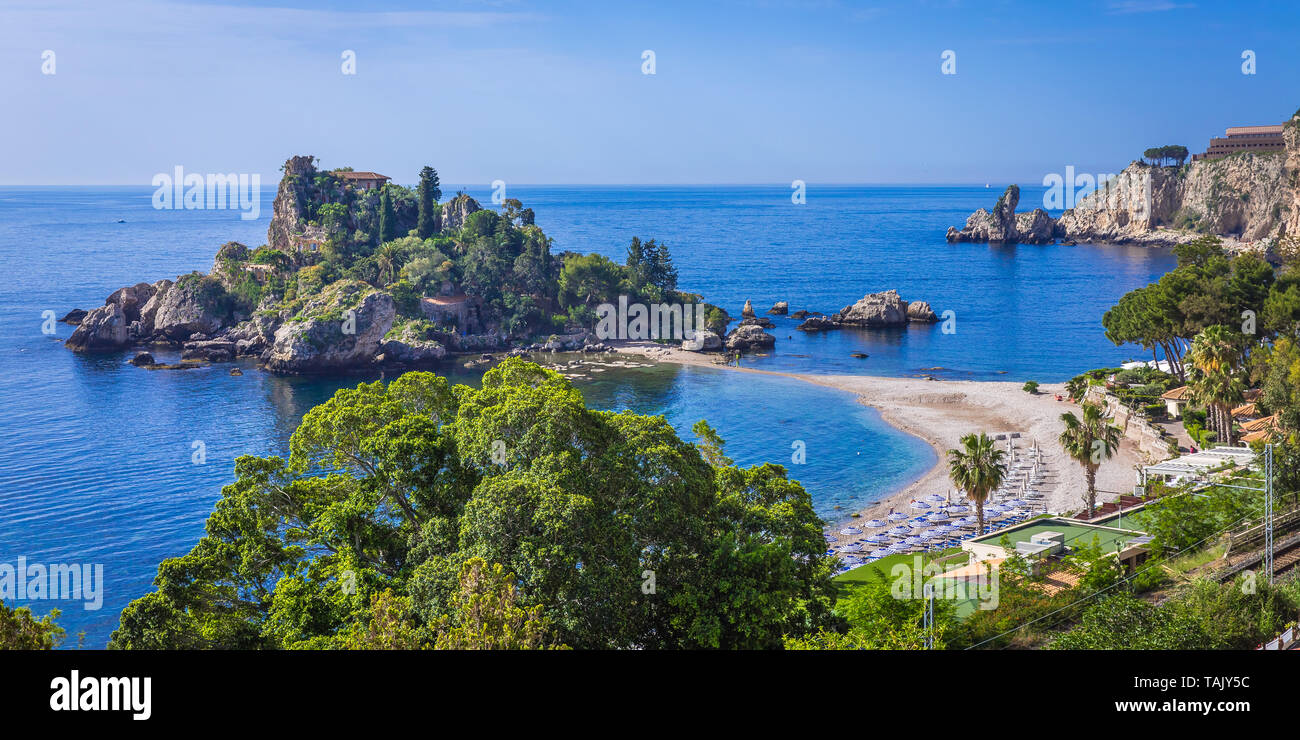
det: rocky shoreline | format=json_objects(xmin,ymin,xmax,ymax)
[{"xmin": 947, "ymin": 114, "xmax": 1300, "ymax": 251}]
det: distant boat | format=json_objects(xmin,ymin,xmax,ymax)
[
  {"xmin": 116, "ymin": 219, "xmax": 126, "ymax": 223},
  {"xmin": 985, "ymin": 183, "xmax": 990, "ymax": 188}
]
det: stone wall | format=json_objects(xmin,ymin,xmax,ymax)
[{"xmin": 1085, "ymin": 386, "xmax": 1176, "ymax": 462}]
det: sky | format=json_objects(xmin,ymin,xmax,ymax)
[{"xmin": 1, "ymin": 0, "xmax": 1297, "ymax": 185}]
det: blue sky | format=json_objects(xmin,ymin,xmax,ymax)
[{"xmin": 2, "ymin": 0, "xmax": 1297, "ymax": 185}]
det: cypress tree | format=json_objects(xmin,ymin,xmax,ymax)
[
  {"xmin": 417, "ymin": 166, "xmax": 440, "ymax": 238},
  {"xmin": 379, "ymin": 187, "xmax": 397, "ymax": 243}
]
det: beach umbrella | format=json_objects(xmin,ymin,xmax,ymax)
[
  {"xmin": 887, "ymin": 526, "xmax": 910, "ymax": 537},
  {"xmin": 839, "ymin": 527, "xmax": 863, "ymax": 536},
  {"xmin": 1005, "ymin": 498, "xmax": 1028, "ymax": 507},
  {"xmin": 956, "ymin": 516, "xmax": 977, "ymax": 526},
  {"xmin": 870, "ymin": 548, "xmax": 892, "ymax": 558},
  {"xmin": 924, "ymin": 493, "xmax": 946, "ymax": 503},
  {"xmin": 923, "ymin": 512, "xmax": 948, "ymax": 523},
  {"xmin": 864, "ymin": 518, "xmax": 888, "ymax": 529},
  {"xmin": 838, "ymin": 543, "xmax": 863, "ymax": 553},
  {"xmin": 910, "ymin": 500, "xmax": 930, "ymax": 510},
  {"xmin": 934, "ymin": 524, "xmax": 957, "ymax": 535},
  {"xmin": 887, "ymin": 512, "xmax": 908, "ymax": 522},
  {"xmin": 866, "ymin": 534, "xmax": 890, "ymax": 545},
  {"xmin": 823, "ymin": 533, "xmax": 838, "ymax": 542}
]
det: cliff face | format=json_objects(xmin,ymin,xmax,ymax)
[
  {"xmin": 949, "ymin": 113, "xmax": 1300, "ymax": 248},
  {"xmin": 267, "ymin": 155, "xmax": 421, "ymax": 253},
  {"xmin": 267, "ymin": 155, "xmax": 317, "ymax": 252}
]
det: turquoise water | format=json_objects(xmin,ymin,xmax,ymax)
[{"xmin": 0, "ymin": 185, "xmax": 1175, "ymax": 646}]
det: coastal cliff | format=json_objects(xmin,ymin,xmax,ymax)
[{"xmin": 948, "ymin": 112, "xmax": 1300, "ymax": 249}]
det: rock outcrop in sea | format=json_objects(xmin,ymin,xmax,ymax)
[
  {"xmin": 795, "ymin": 290, "xmax": 939, "ymax": 331},
  {"xmin": 945, "ymin": 185, "xmax": 1056, "ymax": 245},
  {"xmin": 724, "ymin": 323, "xmax": 775, "ymax": 352},
  {"xmin": 947, "ymin": 113, "xmax": 1300, "ymax": 248}
]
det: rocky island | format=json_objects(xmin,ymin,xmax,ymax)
[
  {"xmin": 794, "ymin": 290, "xmax": 938, "ymax": 331},
  {"xmin": 63, "ymin": 155, "xmax": 736, "ymax": 372}
]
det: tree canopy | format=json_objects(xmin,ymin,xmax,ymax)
[
  {"xmin": 109, "ymin": 360, "xmax": 837, "ymax": 650},
  {"xmin": 1142, "ymin": 144, "xmax": 1189, "ymax": 167}
]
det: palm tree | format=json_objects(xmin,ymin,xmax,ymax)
[
  {"xmin": 374, "ymin": 242, "xmax": 401, "ymax": 287},
  {"xmin": 1186, "ymin": 325, "xmax": 1245, "ymax": 446},
  {"xmin": 947, "ymin": 433, "xmax": 1008, "ymax": 535},
  {"xmin": 1058, "ymin": 402, "xmax": 1122, "ymax": 518}
]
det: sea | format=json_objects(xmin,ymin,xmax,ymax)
[{"xmin": 0, "ymin": 184, "xmax": 1177, "ymax": 645}]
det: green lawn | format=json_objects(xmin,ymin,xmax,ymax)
[{"xmin": 833, "ymin": 548, "xmax": 964, "ymax": 587}]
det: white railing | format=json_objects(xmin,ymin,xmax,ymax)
[{"xmin": 1258, "ymin": 625, "xmax": 1297, "ymax": 650}]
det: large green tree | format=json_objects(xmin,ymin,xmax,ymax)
[{"xmin": 110, "ymin": 361, "xmax": 836, "ymax": 650}]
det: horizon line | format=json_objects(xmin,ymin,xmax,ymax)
[{"xmin": 0, "ymin": 181, "xmax": 1036, "ymax": 189}]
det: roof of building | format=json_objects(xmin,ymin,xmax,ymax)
[
  {"xmin": 1232, "ymin": 402, "xmax": 1258, "ymax": 418},
  {"xmin": 1143, "ymin": 446, "xmax": 1257, "ymax": 478},
  {"xmin": 1225, "ymin": 125, "xmax": 1285, "ymax": 136},
  {"xmin": 1241, "ymin": 429, "xmax": 1277, "ymax": 444},
  {"xmin": 337, "ymin": 171, "xmax": 391, "ymax": 181},
  {"xmin": 1241, "ymin": 415, "xmax": 1278, "ymax": 433},
  {"xmin": 1161, "ymin": 385, "xmax": 1192, "ymax": 401}
]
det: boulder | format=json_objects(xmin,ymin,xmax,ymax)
[
  {"xmin": 739, "ymin": 316, "xmax": 775, "ymax": 329},
  {"xmin": 106, "ymin": 282, "xmax": 158, "ymax": 324},
  {"xmin": 59, "ymin": 309, "xmax": 88, "ymax": 325},
  {"xmin": 129, "ymin": 352, "xmax": 155, "ymax": 366},
  {"xmin": 181, "ymin": 339, "xmax": 236, "ymax": 362},
  {"xmin": 767, "ymin": 301, "xmax": 789, "ymax": 315},
  {"xmin": 833, "ymin": 290, "xmax": 910, "ymax": 326},
  {"xmin": 789, "ymin": 309, "xmax": 810, "ymax": 320},
  {"xmin": 724, "ymin": 323, "xmax": 775, "ymax": 352},
  {"xmin": 65, "ymin": 304, "xmax": 129, "ymax": 351},
  {"xmin": 741, "ymin": 299, "xmax": 755, "ymax": 319},
  {"xmin": 539, "ymin": 331, "xmax": 594, "ymax": 353},
  {"xmin": 796, "ymin": 315, "xmax": 839, "ymax": 331},
  {"xmin": 681, "ymin": 330, "xmax": 722, "ymax": 352},
  {"xmin": 152, "ymin": 276, "xmax": 227, "ymax": 340},
  {"xmin": 378, "ymin": 324, "xmax": 448, "ymax": 366},
  {"xmin": 136, "ymin": 279, "xmax": 174, "ymax": 337},
  {"xmin": 264, "ymin": 281, "xmax": 396, "ymax": 373},
  {"xmin": 906, "ymin": 301, "xmax": 939, "ymax": 322}
]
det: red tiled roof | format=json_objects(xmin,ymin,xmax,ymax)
[{"xmin": 337, "ymin": 171, "xmax": 390, "ymax": 181}]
